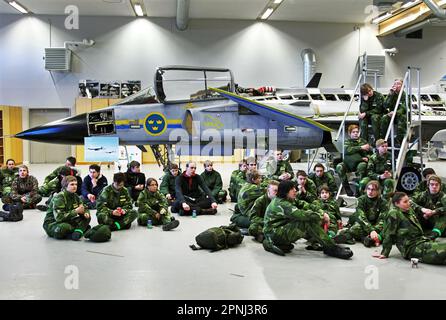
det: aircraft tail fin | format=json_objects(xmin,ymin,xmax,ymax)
[{"xmin": 306, "ymin": 72, "xmax": 322, "ymax": 88}]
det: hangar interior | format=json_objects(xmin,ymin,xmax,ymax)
[{"xmin": 0, "ymin": 0, "xmax": 446, "ymax": 299}]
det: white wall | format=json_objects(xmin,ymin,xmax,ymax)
[{"xmin": 0, "ymin": 13, "xmax": 445, "ymax": 108}]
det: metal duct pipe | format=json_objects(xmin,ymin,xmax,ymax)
[
  {"xmin": 301, "ymin": 48, "xmax": 317, "ymax": 87},
  {"xmin": 423, "ymin": 0, "xmax": 446, "ymax": 19},
  {"xmin": 176, "ymin": 0, "xmax": 190, "ymax": 31},
  {"xmin": 394, "ymin": 17, "xmax": 440, "ymax": 36}
]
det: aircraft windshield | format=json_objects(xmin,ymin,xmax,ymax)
[
  {"xmin": 155, "ymin": 66, "xmax": 234, "ymax": 103},
  {"xmin": 115, "ymin": 86, "xmax": 158, "ymax": 105}
]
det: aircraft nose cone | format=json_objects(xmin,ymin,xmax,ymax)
[{"xmin": 15, "ymin": 113, "xmax": 89, "ymax": 144}]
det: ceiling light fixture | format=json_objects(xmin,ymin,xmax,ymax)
[
  {"xmin": 261, "ymin": 8, "xmax": 274, "ymax": 20},
  {"xmin": 134, "ymin": 3, "xmax": 144, "ymax": 16},
  {"xmin": 257, "ymin": 0, "xmax": 285, "ymax": 20},
  {"xmin": 7, "ymin": 0, "xmax": 29, "ymax": 14}
]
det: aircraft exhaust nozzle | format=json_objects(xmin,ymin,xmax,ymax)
[{"xmin": 15, "ymin": 113, "xmax": 89, "ymax": 144}]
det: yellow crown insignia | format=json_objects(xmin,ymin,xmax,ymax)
[
  {"xmin": 148, "ymin": 120, "xmax": 154, "ymax": 124},
  {"xmin": 152, "ymin": 126, "xmax": 158, "ymax": 130}
]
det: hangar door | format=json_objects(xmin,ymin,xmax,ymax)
[{"xmin": 29, "ymin": 109, "xmax": 71, "ymax": 163}]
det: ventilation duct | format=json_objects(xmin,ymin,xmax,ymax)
[
  {"xmin": 44, "ymin": 48, "xmax": 72, "ymax": 71},
  {"xmin": 394, "ymin": 17, "xmax": 441, "ymax": 36},
  {"xmin": 423, "ymin": 0, "xmax": 446, "ymax": 19},
  {"xmin": 176, "ymin": 0, "xmax": 190, "ymax": 31},
  {"xmin": 301, "ymin": 48, "xmax": 317, "ymax": 87}
]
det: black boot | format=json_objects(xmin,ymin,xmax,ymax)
[
  {"xmin": 342, "ymin": 182, "xmax": 354, "ymax": 197},
  {"xmin": 323, "ymin": 245, "xmax": 353, "ymax": 260},
  {"xmin": 263, "ymin": 238, "xmax": 285, "ymax": 256},
  {"xmin": 162, "ymin": 219, "xmax": 180, "ymax": 231}
]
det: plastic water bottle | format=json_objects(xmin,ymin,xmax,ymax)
[
  {"xmin": 147, "ymin": 219, "xmax": 153, "ymax": 229},
  {"xmin": 192, "ymin": 210, "xmax": 197, "ymax": 218}
]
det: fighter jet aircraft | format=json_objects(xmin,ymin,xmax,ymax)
[
  {"xmin": 87, "ymin": 146, "xmax": 104, "ymax": 151},
  {"xmin": 15, "ymin": 65, "xmax": 337, "ymax": 167}
]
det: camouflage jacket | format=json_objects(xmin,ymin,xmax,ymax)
[
  {"xmin": 237, "ymin": 183, "xmax": 265, "ymax": 217},
  {"xmin": 249, "ymin": 194, "xmax": 272, "ymax": 219},
  {"xmin": 381, "ymin": 207, "xmax": 430, "ymax": 258},
  {"xmin": 344, "ymin": 138, "xmax": 372, "ymax": 172},
  {"xmin": 229, "ymin": 169, "xmax": 242, "ymax": 194},
  {"xmin": 0, "ymin": 167, "xmax": 19, "ymax": 191},
  {"xmin": 44, "ymin": 165, "xmax": 79, "ymax": 185},
  {"xmin": 264, "ymin": 197, "xmax": 321, "ymax": 235},
  {"xmin": 414, "ymin": 181, "xmax": 446, "ymax": 198},
  {"xmin": 351, "ymin": 195, "xmax": 389, "ymax": 234},
  {"xmin": 314, "ymin": 198, "xmax": 341, "ymax": 221},
  {"xmin": 359, "ymin": 91, "xmax": 385, "ymax": 116},
  {"xmin": 367, "ymin": 152, "xmax": 393, "ymax": 180},
  {"xmin": 308, "ymin": 171, "xmax": 337, "ymax": 195},
  {"xmin": 137, "ymin": 189, "xmax": 168, "ymax": 215},
  {"xmin": 294, "ymin": 178, "xmax": 317, "ymax": 203},
  {"xmin": 160, "ymin": 171, "xmax": 176, "ymax": 196},
  {"xmin": 96, "ymin": 185, "xmax": 133, "ymax": 216},
  {"xmin": 200, "ymin": 170, "xmax": 223, "ymax": 198},
  {"xmin": 10, "ymin": 175, "xmax": 39, "ymax": 200},
  {"xmin": 412, "ymin": 190, "xmax": 446, "ymax": 217},
  {"xmin": 269, "ymin": 160, "xmax": 294, "ymax": 181},
  {"xmin": 44, "ymin": 190, "xmax": 88, "ymax": 226},
  {"xmin": 384, "ymin": 91, "xmax": 407, "ymax": 115}
]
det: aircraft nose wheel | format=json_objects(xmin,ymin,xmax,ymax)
[{"xmin": 397, "ymin": 167, "xmax": 422, "ymax": 194}]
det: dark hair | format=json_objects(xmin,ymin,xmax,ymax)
[
  {"xmin": 360, "ymin": 83, "xmax": 373, "ymax": 96},
  {"xmin": 89, "ymin": 164, "xmax": 100, "ymax": 173},
  {"xmin": 318, "ymin": 184, "xmax": 331, "ymax": 195},
  {"xmin": 422, "ymin": 168, "xmax": 436, "ymax": 178},
  {"xmin": 6, "ymin": 159, "xmax": 15, "ymax": 165},
  {"xmin": 129, "ymin": 161, "xmax": 140, "ymax": 169},
  {"xmin": 185, "ymin": 161, "xmax": 196, "ymax": 168},
  {"xmin": 314, "ymin": 163, "xmax": 325, "ymax": 171},
  {"xmin": 392, "ymin": 192, "xmax": 407, "ymax": 205},
  {"xmin": 146, "ymin": 177, "xmax": 158, "ymax": 188},
  {"xmin": 428, "ymin": 175, "xmax": 442, "ymax": 186},
  {"xmin": 66, "ymin": 156, "xmax": 76, "ymax": 166},
  {"xmin": 246, "ymin": 170, "xmax": 261, "ymax": 184},
  {"xmin": 59, "ymin": 166, "xmax": 72, "ymax": 177},
  {"xmin": 296, "ymin": 170, "xmax": 307, "ymax": 178},
  {"xmin": 113, "ymin": 172, "xmax": 126, "ymax": 184},
  {"xmin": 169, "ymin": 163, "xmax": 179, "ymax": 170},
  {"xmin": 239, "ymin": 159, "xmax": 247, "ymax": 169},
  {"xmin": 278, "ymin": 180, "xmax": 296, "ymax": 199}
]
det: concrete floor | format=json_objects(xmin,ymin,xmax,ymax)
[{"xmin": 1, "ymin": 161, "xmax": 446, "ymax": 300}]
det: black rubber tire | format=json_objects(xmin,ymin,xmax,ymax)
[{"xmin": 397, "ymin": 166, "xmax": 422, "ymax": 194}]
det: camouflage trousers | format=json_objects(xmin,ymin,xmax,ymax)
[
  {"xmin": 360, "ymin": 114, "xmax": 383, "ymax": 141},
  {"xmin": 265, "ymin": 219, "xmax": 335, "ymax": 248},
  {"xmin": 359, "ymin": 177, "xmax": 396, "ymax": 199},
  {"xmin": 381, "ymin": 113, "xmax": 407, "ymax": 144},
  {"xmin": 336, "ymin": 162, "xmax": 367, "ymax": 184},
  {"xmin": 38, "ymin": 179, "xmax": 58, "ymax": 197},
  {"xmin": 43, "ymin": 216, "xmax": 91, "ymax": 239},
  {"xmin": 409, "ymin": 241, "xmax": 446, "ymax": 265},
  {"xmin": 216, "ymin": 190, "xmax": 228, "ymax": 204},
  {"xmin": 248, "ymin": 215, "xmax": 264, "ymax": 237},
  {"xmin": 3, "ymin": 194, "xmax": 43, "ymax": 209},
  {"xmin": 97, "ymin": 210, "xmax": 138, "ymax": 231},
  {"xmin": 230, "ymin": 212, "xmax": 251, "ymax": 228},
  {"xmin": 137, "ymin": 204, "xmax": 172, "ymax": 226},
  {"xmin": 334, "ymin": 222, "xmax": 375, "ymax": 243},
  {"xmin": 416, "ymin": 213, "xmax": 446, "ymax": 236}
]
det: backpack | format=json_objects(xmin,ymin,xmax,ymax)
[
  {"xmin": 190, "ymin": 224, "xmax": 244, "ymax": 252},
  {"xmin": 0, "ymin": 203, "xmax": 23, "ymax": 222}
]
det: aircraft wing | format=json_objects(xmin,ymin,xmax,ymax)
[{"xmin": 210, "ymin": 88, "xmax": 332, "ymax": 132}]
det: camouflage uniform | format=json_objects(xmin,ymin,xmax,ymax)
[
  {"xmin": 201, "ymin": 170, "xmax": 227, "ymax": 204},
  {"xmin": 336, "ymin": 137, "xmax": 371, "ymax": 186},
  {"xmin": 269, "ymin": 160, "xmax": 294, "ymax": 181},
  {"xmin": 232, "ymin": 170, "xmax": 247, "ymax": 202},
  {"xmin": 381, "ymin": 91, "xmax": 407, "ymax": 144},
  {"xmin": 0, "ymin": 167, "xmax": 18, "ymax": 202},
  {"xmin": 359, "ymin": 152, "xmax": 396, "ymax": 198},
  {"xmin": 38, "ymin": 176, "xmax": 59, "ymax": 197},
  {"xmin": 232, "ymin": 182, "xmax": 264, "ymax": 228},
  {"xmin": 137, "ymin": 189, "xmax": 171, "ymax": 226},
  {"xmin": 294, "ymin": 178, "xmax": 317, "ymax": 203},
  {"xmin": 229, "ymin": 169, "xmax": 242, "ymax": 202},
  {"xmin": 412, "ymin": 190, "xmax": 446, "ymax": 237},
  {"xmin": 96, "ymin": 185, "xmax": 137, "ymax": 231},
  {"xmin": 248, "ymin": 194, "xmax": 271, "ymax": 238},
  {"xmin": 43, "ymin": 191, "xmax": 110, "ymax": 242},
  {"xmin": 308, "ymin": 171, "xmax": 338, "ymax": 196},
  {"xmin": 414, "ymin": 181, "xmax": 446, "ymax": 198},
  {"xmin": 313, "ymin": 198, "xmax": 341, "ymax": 237},
  {"xmin": 263, "ymin": 197, "xmax": 335, "ymax": 250},
  {"xmin": 160, "ymin": 171, "xmax": 176, "ymax": 197},
  {"xmin": 335, "ymin": 195, "xmax": 388, "ymax": 244},
  {"xmin": 381, "ymin": 207, "xmax": 446, "ymax": 265},
  {"xmin": 43, "ymin": 165, "xmax": 78, "ymax": 185},
  {"xmin": 4, "ymin": 175, "xmax": 42, "ymax": 209},
  {"xmin": 359, "ymin": 91, "xmax": 385, "ymax": 140}
]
